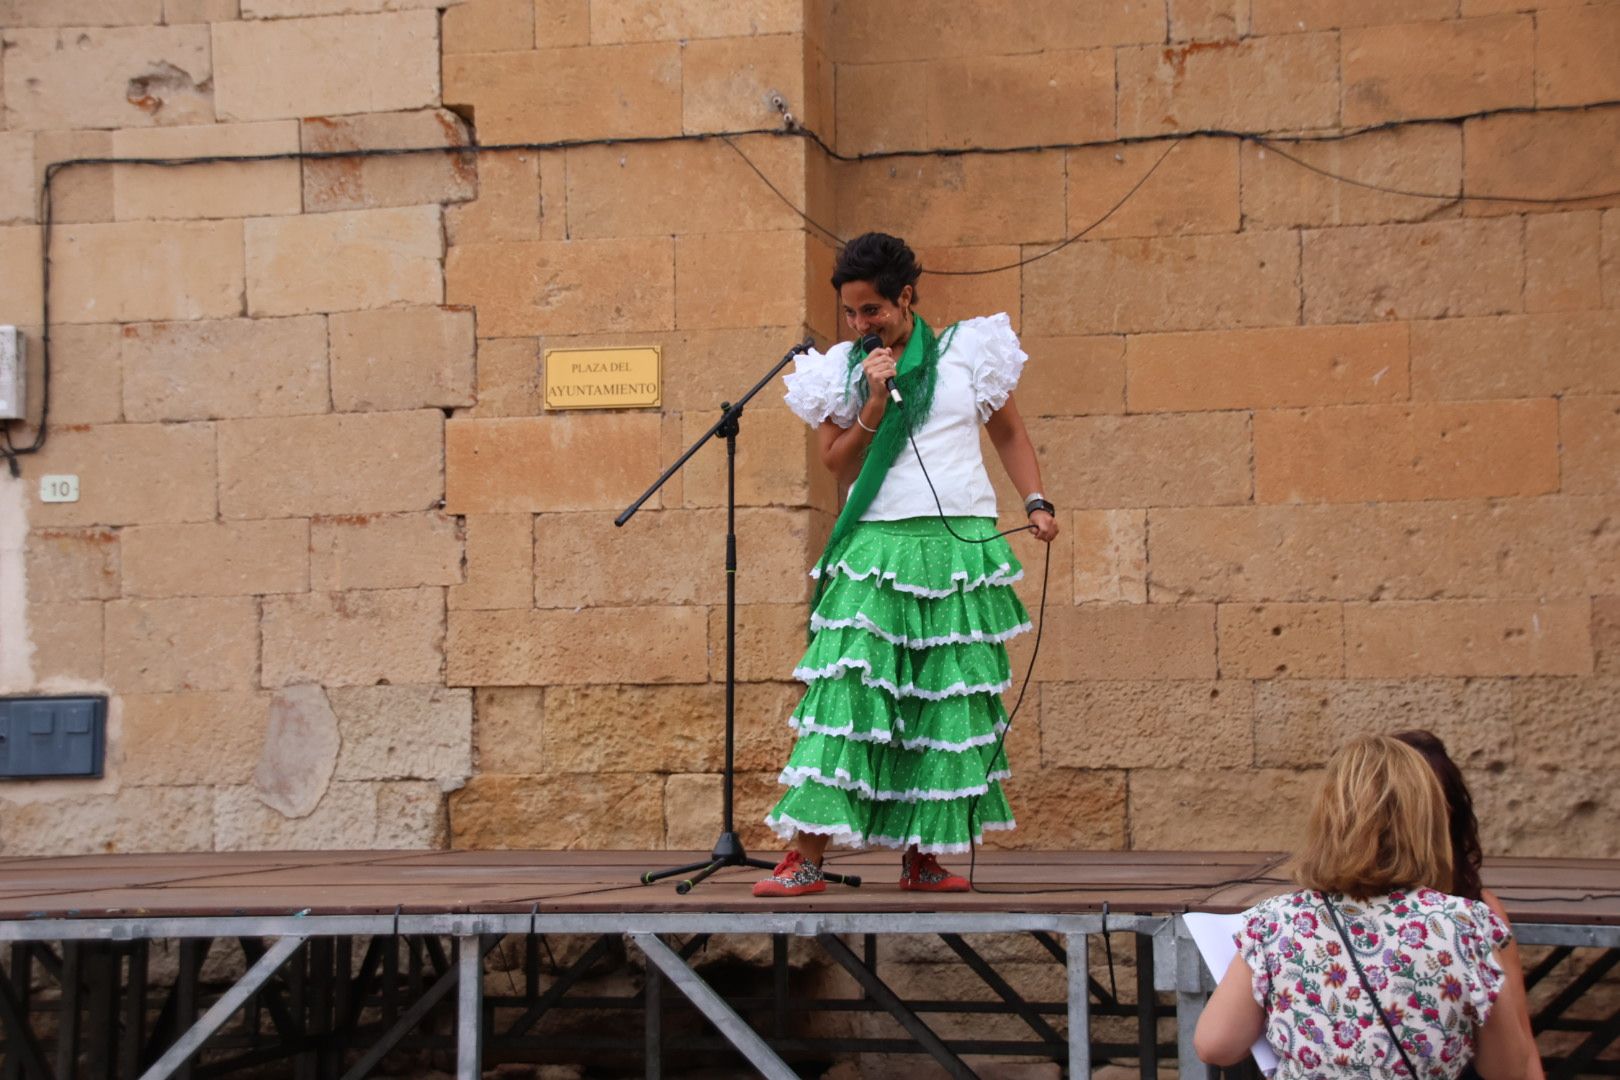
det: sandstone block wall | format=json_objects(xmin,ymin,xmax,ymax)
[{"xmin": 0, "ymin": 0, "xmax": 1615, "ymax": 862}]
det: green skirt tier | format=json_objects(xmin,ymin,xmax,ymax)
[{"xmin": 766, "ymin": 517, "xmax": 1029, "ymax": 854}]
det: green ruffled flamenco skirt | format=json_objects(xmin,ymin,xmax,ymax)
[{"xmin": 765, "ymin": 517, "xmax": 1030, "ymax": 854}]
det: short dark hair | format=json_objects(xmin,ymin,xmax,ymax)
[
  {"xmin": 831, "ymin": 232, "xmax": 922, "ymax": 305},
  {"xmin": 1394, "ymin": 729, "xmax": 1484, "ymax": 901}
]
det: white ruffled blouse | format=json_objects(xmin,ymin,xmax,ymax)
[{"xmin": 781, "ymin": 313, "xmax": 1027, "ymax": 522}]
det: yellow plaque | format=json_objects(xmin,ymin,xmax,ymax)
[{"xmin": 544, "ymin": 346, "xmax": 662, "ymax": 410}]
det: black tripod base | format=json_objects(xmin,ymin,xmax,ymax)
[{"xmin": 640, "ymin": 832, "xmax": 863, "ymax": 894}]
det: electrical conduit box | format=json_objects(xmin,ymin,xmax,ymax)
[
  {"xmin": 0, "ymin": 327, "xmax": 21, "ymax": 420},
  {"xmin": 0, "ymin": 696, "xmax": 107, "ymax": 779}
]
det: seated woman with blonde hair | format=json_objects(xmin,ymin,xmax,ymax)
[{"xmin": 1194, "ymin": 734, "xmax": 1532, "ymax": 1080}]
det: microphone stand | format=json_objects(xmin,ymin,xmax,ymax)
[{"xmin": 619, "ymin": 337, "xmax": 862, "ymax": 894}]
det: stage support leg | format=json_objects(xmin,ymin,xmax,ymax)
[
  {"xmin": 631, "ymin": 933, "xmax": 797, "ymax": 1080},
  {"xmin": 644, "ymin": 961, "xmax": 662, "ymax": 1080},
  {"xmin": 456, "ymin": 936, "xmax": 483, "ymax": 1080},
  {"xmin": 139, "ymin": 935, "xmax": 305, "ymax": 1080},
  {"xmin": 1137, "ymin": 932, "xmax": 1158, "ymax": 1080},
  {"xmin": 1067, "ymin": 933, "xmax": 1091, "ymax": 1080},
  {"xmin": 1175, "ymin": 920, "xmax": 1211, "ymax": 1080}
]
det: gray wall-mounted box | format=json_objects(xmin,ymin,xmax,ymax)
[
  {"xmin": 0, "ymin": 696, "xmax": 106, "ymax": 779},
  {"xmin": 0, "ymin": 326, "xmax": 22, "ymax": 420}
]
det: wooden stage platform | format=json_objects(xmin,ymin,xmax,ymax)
[{"xmin": 1, "ymin": 849, "xmax": 1616, "ymax": 1078}]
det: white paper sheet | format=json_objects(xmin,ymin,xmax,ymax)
[{"xmin": 1183, "ymin": 911, "xmax": 1280, "ymax": 1075}]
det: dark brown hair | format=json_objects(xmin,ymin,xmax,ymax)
[
  {"xmin": 1394, "ymin": 729, "xmax": 1484, "ymax": 900},
  {"xmin": 831, "ymin": 232, "xmax": 922, "ymax": 305}
]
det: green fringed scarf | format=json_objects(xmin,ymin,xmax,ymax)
[{"xmin": 809, "ymin": 313, "xmax": 959, "ymax": 629}]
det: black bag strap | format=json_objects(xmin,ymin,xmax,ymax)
[{"xmin": 1322, "ymin": 892, "xmax": 1422, "ymax": 1079}]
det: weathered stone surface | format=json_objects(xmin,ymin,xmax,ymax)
[
  {"xmin": 566, "ymin": 139, "xmax": 803, "ymax": 239},
  {"xmin": 681, "ymin": 32, "xmax": 804, "ymax": 133},
  {"xmin": 1254, "ymin": 678, "xmax": 1513, "ymax": 770},
  {"xmin": 25, "ymin": 528, "xmax": 120, "ymax": 602},
  {"xmin": 329, "ymin": 307, "xmax": 475, "ymax": 413},
  {"xmin": 446, "ymin": 151, "xmax": 541, "ymax": 244},
  {"xmin": 665, "ymin": 770, "xmax": 797, "ymax": 853},
  {"xmin": 25, "ymin": 600, "xmax": 103, "ymax": 682},
  {"xmin": 123, "ymin": 519, "xmax": 309, "ymax": 597},
  {"xmin": 535, "ymin": 0, "xmax": 590, "ymax": 46},
  {"xmin": 460, "ymin": 337, "xmax": 543, "ymax": 418},
  {"xmin": 443, "ymin": 44, "xmax": 681, "ymax": 143},
  {"xmin": 0, "ymin": 0, "xmax": 165, "ymax": 25},
  {"xmin": 1607, "ymin": 210, "xmax": 1620, "ymax": 309},
  {"xmin": 34, "ymin": 130, "xmax": 112, "ymax": 225},
  {"xmin": 1071, "ymin": 510, "xmax": 1146, "ymax": 605},
  {"xmin": 1471, "ymin": 769, "xmax": 1620, "ymax": 859},
  {"xmin": 215, "ymin": 781, "xmax": 444, "ymax": 850},
  {"xmin": 1342, "ymin": 16, "xmax": 1534, "ymax": 126},
  {"xmin": 1508, "ymin": 678, "xmax": 1620, "ymax": 773},
  {"xmin": 1533, "ymin": 4, "xmax": 1620, "ymax": 109},
  {"xmin": 1302, "ymin": 218, "xmax": 1524, "ymax": 323},
  {"xmin": 1042, "ymin": 681, "xmax": 1252, "ymax": 768},
  {"xmin": 329, "ymin": 685, "xmax": 473, "ymax": 784},
  {"xmin": 1023, "ymin": 231, "xmax": 1299, "ymax": 336},
  {"xmin": 914, "ymin": 49, "xmax": 1114, "ymax": 152},
  {"xmin": 1597, "ymin": 597, "xmax": 1620, "ymax": 677},
  {"xmin": 448, "ymin": 514, "xmax": 532, "ymax": 610},
  {"xmin": 1254, "ymin": 401, "xmax": 1559, "ymax": 503},
  {"xmin": 1462, "ymin": 109, "xmax": 1620, "ymax": 215},
  {"xmin": 0, "ymin": 788, "xmax": 212, "ymax": 856},
  {"xmin": 262, "ymin": 588, "xmax": 445, "ymax": 688},
  {"xmin": 245, "ymin": 206, "xmax": 442, "ymax": 317},
  {"xmin": 679, "ymin": 408, "xmax": 819, "ymax": 509},
  {"xmin": 988, "ymin": 768, "xmax": 1126, "ymax": 851},
  {"xmin": 25, "ymin": 422, "xmax": 217, "ymax": 528},
  {"xmin": 218, "ymin": 410, "xmax": 443, "ymax": 518},
  {"xmin": 242, "ymin": 0, "xmax": 444, "ymax": 12},
  {"xmin": 675, "ymin": 230, "xmax": 805, "ymax": 330},
  {"xmin": 0, "ymin": 133, "xmax": 36, "ymax": 224},
  {"xmin": 449, "ymin": 773, "xmax": 664, "ymax": 849},
  {"xmin": 1127, "ymin": 323, "xmax": 1408, "ymax": 412},
  {"xmin": 9, "ymin": 325, "xmax": 123, "ymax": 439},
  {"xmin": 1130, "ymin": 768, "xmax": 1318, "ymax": 851},
  {"xmin": 1068, "ymin": 137, "xmax": 1238, "ymax": 240},
  {"xmin": 1117, "ymin": 34, "xmax": 1340, "ymax": 137},
  {"xmin": 446, "ymin": 607, "xmax": 707, "ymax": 686},
  {"xmin": 710, "ymin": 604, "xmax": 804, "ymax": 683},
  {"xmin": 1562, "ymin": 396, "xmax": 1620, "ymax": 496},
  {"xmin": 1410, "ymin": 311, "xmax": 1620, "ymax": 398},
  {"xmin": 301, "ymin": 110, "xmax": 477, "ymax": 213},
  {"xmin": 254, "ymin": 683, "xmax": 340, "ymax": 818},
  {"xmin": 836, "ymin": 154, "xmax": 1065, "ymax": 249},
  {"xmin": 907, "ymin": 246, "xmax": 1024, "ymax": 331},
  {"xmin": 445, "ymin": 237, "xmax": 674, "ymax": 337},
  {"xmin": 310, "ymin": 512, "xmax": 461, "ymax": 591},
  {"xmin": 473, "ymin": 686, "xmax": 543, "ymax": 773},
  {"xmin": 2, "ymin": 26, "xmax": 211, "ymax": 130},
  {"xmin": 120, "ymin": 690, "xmax": 270, "ymax": 786},
  {"xmin": 1249, "ymin": 0, "xmax": 1453, "ymax": 33},
  {"xmin": 1149, "ymin": 498, "xmax": 1620, "ymax": 602},
  {"xmin": 105, "ymin": 596, "xmax": 258, "ymax": 691},
  {"xmin": 0, "ymin": 228, "xmax": 42, "ymax": 328},
  {"xmin": 830, "ymin": 1, "xmax": 1162, "ymax": 63},
  {"xmin": 534, "ymin": 508, "xmax": 815, "ymax": 607},
  {"xmin": 112, "ymin": 122, "xmax": 301, "ymax": 220},
  {"xmin": 1344, "ymin": 599, "xmax": 1592, "ymax": 677},
  {"xmin": 590, "ymin": 0, "xmax": 801, "ymax": 43},
  {"xmin": 445, "ymin": 414, "xmax": 659, "ymax": 514},
  {"xmin": 1168, "ymin": 0, "xmax": 1246, "ymax": 41},
  {"xmin": 1024, "ymin": 413, "xmax": 1252, "ymax": 508},
  {"xmin": 164, "ymin": 0, "xmax": 240, "ymax": 22},
  {"xmin": 443, "ymin": 0, "xmax": 535, "ymax": 53},
  {"xmin": 1218, "ymin": 603, "xmax": 1344, "ymax": 679},
  {"xmin": 1240, "ymin": 126, "xmax": 1462, "ymax": 229},
  {"xmin": 214, "ymin": 12, "xmax": 438, "ymax": 122},
  {"xmin": 543, "ymin": 683, "xmax": 792, "ymax": 774},
  {"xmin": 55, "ymin": 221, "xmax": 244, "ymax": 324},
  {"xmin": 120, "ymin": 315, "xmax": 328, "ymax": 421},
  {"xmin": 1038, "ymin": 604, "xmax": 1217, "ymax": 681},
  {"xmin": 1011, "ymin": 337, "xmax": 1124, "ymax": 417},
  {"xmin": 1524, "ymin": 211, "xmax": 1602, "ymax": 313}
]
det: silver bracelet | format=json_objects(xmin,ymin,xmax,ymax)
[{"xmin": 856, "ymin": 415, "xmax": 878, "ymax": 434}]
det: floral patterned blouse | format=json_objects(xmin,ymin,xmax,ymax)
[{"xmin": 1236, "ymin": 888, "xmax": 1510, "ymax": 1080}]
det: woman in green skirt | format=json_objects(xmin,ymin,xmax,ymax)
[{"xmin": 755, "ymin": 232, "xmax": 1059, "ymax": 898}]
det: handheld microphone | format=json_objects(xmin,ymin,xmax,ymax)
[{"xmin": 860, "ymin": 334, "xmax": 904, "ymax": 408}]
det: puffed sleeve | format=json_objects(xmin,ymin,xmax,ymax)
[
  {"xmin": 1456, "ymin": 898, "xmax": 1511, "ymax": 1024},
  {"xmin": 958, "ymin": 312, "xmax": 1029, "ymax": 423},
  {"xmin": 782, "ymin": 341, "xmax": 860, "ymax": 429}
]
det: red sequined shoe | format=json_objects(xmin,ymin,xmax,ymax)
[
  {"xmin": 900, "ymin": 850, "xmax": 970, "ymax": 892},
  {"xmin": 752, "ymin": 850, "xmax": 827, "ymax": 898}
]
